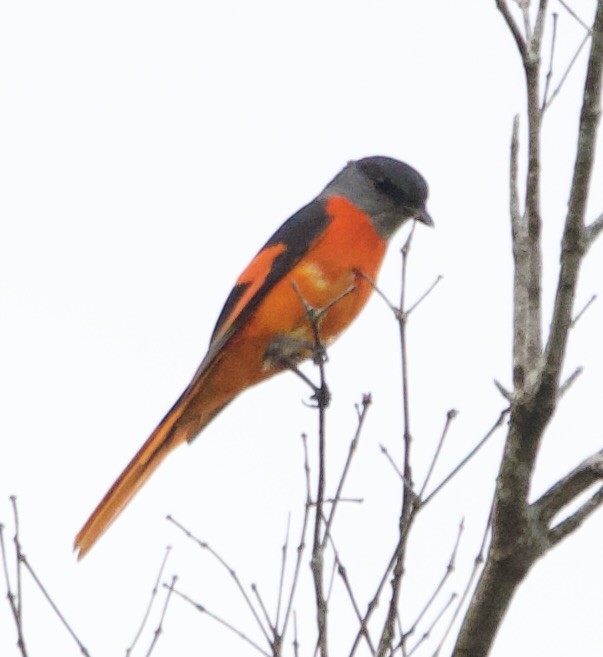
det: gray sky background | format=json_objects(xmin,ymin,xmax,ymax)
[{"xmin": 1, "ymin": 2, "xmax": 602, "ymax": 656}]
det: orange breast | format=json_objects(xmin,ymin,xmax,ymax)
[
  {"xmin": 255, "ymin": 195, "xmax": 387, "ymax": 344},
  {"xmin": 188, "ymin": 196, "xmax": 387, "ymax": 415}
]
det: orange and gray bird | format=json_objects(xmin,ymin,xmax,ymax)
[{"xmin": 75, "ymin": 155, "xmax": 433, "ymax": 558}]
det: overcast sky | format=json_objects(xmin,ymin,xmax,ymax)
[{"xmin": 1, "ymin": 2, "xmax": 602, "ymax": 656}]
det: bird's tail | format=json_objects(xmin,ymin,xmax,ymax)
[{"xmin": 74, "ymin": 386, "xmax": 225, "ymax": 559}]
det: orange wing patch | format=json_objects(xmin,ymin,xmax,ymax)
[{"xmin": 211, "ymin": 243, "xmax": 287, "ymax": 344}]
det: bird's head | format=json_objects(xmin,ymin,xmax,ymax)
[{"xmin": 321, "ymin": 155, "xmax": 433, "ymax": 239}]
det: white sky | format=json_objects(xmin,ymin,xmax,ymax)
[{"xmin": 1, "ymin": 1, "xmax": 602, "ymax": 656}]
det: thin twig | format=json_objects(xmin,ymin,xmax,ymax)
[
  {"xmin": 532, "ymin": 448, "xmax": 603, "ymax": 523},
  {"xmin": 496, "ymin": 0, "xmax": 528, "ymax": 59},
  {"xmin": 166, "ymin": 515, "xmax": 271, "ymax": 645},
  {"xmin": 292, "ymin": 612, "xmax": 300, "ymax": 657},
  {"xmin": 126, "ymin": 546, "xmax": 172, "ymax": 656},
  {"xmin": 541, "ymin": 12, "xmax": 559, "ymax": 111},
  {"xmin": 291, "ymin": 286, "xmax": 332, "ymax": 657},
  {"xmin": 169, "ymin": 585, "xmax": 271, "ymax": 657},
  {"xmin": 570, "ymin": 293, "xmax": 597, "ymax": 327},
  {"xmin": 519, "ymin": 0, "xmax": 532, "ymax": 42},
  {"xmin": 542, "ymin": 0, "xmax": 603, "ymax": 398},
  {"xmin": 548, "ymin": 485, "xmax": 603, "ymax": 545},
  {"xmin": 144, "ymin": 575, "xmax": 177, "ymax": 657},
  {"xmin": 558, "ymin": 366, "xmax": 583, "ymax": 397},
  {"xmin": 354, "ymin": 270, "xmax": 398, "ymax": 314},
  {"xmin": 20, "ymin": 555, "xmax": 91, "ymax": 656},
  {"xmin": 403, "ymin": 519, "xmax": 464, "ymax": 643},
  {"xmin": 419, "ymin": 410, "xmax": 459, "ymax": 500},
  {"xmin": 251, "ymin": 584, "xmax": 274, "ymax": 638},
  {"xmin": 493, "ymin": 379, "xmax": 514, "ymax": 402},
  {"xmin": 281, "ymin": 435, "xmax": 312, "ymax": 638},
  {"xmin": 275, "ymin": 514, "xmax": 291, "ymax": 633},
  {"xmin": 434, "ymin": 505, "xmax": 493, "ymax": 657},
  {"xmin": 422, "ymin": 408, "xmax": 510, "ymax": 507},
  {"xmin": 375, "ymin": 225, "xmax": 418, "ymax": 656},
  {"xmin": 0, "ymin": 521, "xmax": 28, "ymax": 657},
  {"xmin": 326, "ymin": 530, "xmax": 376, "ymax": 654},
  {"xmin": 321, "ymin": 395, "xmax": 372, "ymax": 548},
  {"xmin": 355, "ymin": 270, "xmax": 442, "ymax": 321},
  {"xmin": 544, "ymin": 31, "xmax": 591, "ymax": 110},
  {"xmin": 349, "ymin": 546, "xmax": 399, "ymax": 656},
  {"xmin": 405, "ymin": 275, "xmax": 443, "ymax": 316},
  {"xmin": 10, "ymin": 497, "xmax": 23, "ymax": 626},
  {"xmin": 379, "ymin": 443, "xmax": 405, "ymax": 481},
  {"xmin": 557, "ymin": 0, "xmax": 592, "ymax": 32},
  {"xmin": 585, "ymin": 213, "xmax": 603, "ymax": 246},
  {"xmin": 406, "ymin": 593, "xmax": 457, "ymax": 657}
]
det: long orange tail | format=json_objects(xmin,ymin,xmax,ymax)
[{"xmin": 74, "ymin": 387, "xmax": 226, "ymax": 559}]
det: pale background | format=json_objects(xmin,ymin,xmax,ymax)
[{"xmin": 1, "ymin": 1, "xmax": 602, "ymax": 655}]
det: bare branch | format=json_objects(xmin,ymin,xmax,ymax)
[
  {"xmin": 166, "ymin": 515, "xmax": 271, "ymax": 645},
  {"xmin": 375, "ymin": 226, "xmax": 419, "ymax": 657},
  {"xmin": 509, "ymin": 113, "xmax": 530, "ymax": 390},
  {"xmin": 585, "ymin": 212, "xmax": 603, "ymax": 246},
  {"xmin": 126, "ymin": 546, "xmax": 172, "ymax": 657},
  {"xmin": 326, "ymin": 532, "xmax": 376, "ymax": 655},
  {"xmin": 403, "ymin": 519, "xmax": 463, "ymax": 644},
  {"xmin": 542, "ymin": 0, "xmax": 603, "ymax": 397},
  {"xmin": 274, "ymin": 514, "xmax": 291, "ymax": 633},
  {"xmin": 405, "ymin": 275, "xmax": 443, "ymax": 317},
  {"xmin": 355, "ymin": 268, "xmax": 441, "ymax": 322},
  {"xmin": 418, "ymin": 410, "xmax": 459, "ymax": 500},
  {"xmin": 510, "ymin": 114, "xmax": 521, "ymax": 229},
  {"xmin": 422, "ymin": 408, "xmax": 509, "ymax": 508},
  {"xmin": 541, "ymin": 12, "xmax": 558, "ymax": 110},
  {"xmin": 534, "ymin": 0, "xmax": 549, "ymax": 46},
  {"xmin": 349, "ymin": 543, "xmax": 398, "ymax": 656},
  {"xmin": 532, "ymin": 449, "xmax": 603, "ymax": 523},
  {"xmin": 322, "ymin": 395, "xmax": 372, "ymax": 547},
  {"xmin": 10, "ymin": 497, "xmax": 23, "ymax": 626},
  {"xmin": 557, "ymin": 0, "xmax": 592, "ymax": 32},
  {"xmin": 292, "ymin": 612, "xmax": 299, "ymax": 657},
  {"xmin": 169, "ymin": 585, "xmax": 271, "ymax": 657},
  {"xmin": 570, "ymin": 293, "xmax": 597, "ymax": 327},
  {"xmin": 144, "ymin": 575, "xmax": 176, "ymax": 657},
  {"xmin": 437, "ymin": 506, "xmax": 493, "ymax": 657},
  {"xmin": 379, "ymin": 443, "xmax": 414, "ymax": 493},
  {"xmin": 20, "ymin": 555, "xmax": 90, "ymax": 657},
  {"xmin": 310, "ymin": 338, "xmax": 328, "ymax": 657},
  {"xmin": 280, "ymin": 435, "xmax": 312, "ymax": 639},
  {"xmin": 548, "ymin": 486, "xmax": 603, "ymax": 545},
  {"xmin": 494, "ymin": 379, "xmax": 513, "ymax": 401},
  {"xmin": 519, "ymin": 1, "xmax": 532, "ymax": 41},
  {"xmin": 406, "ymin": 593, "xmax": 457, "ymax": 657},
  {"xmin": 543, "ymin": 32, "xmax": 591, "ymax": 110},
  {"xmin": 558, "ymin": 366, "xmax": 583, "ymax": 397},
  {"xmin": 0, "ymin": 521, "xmax": 27, "ymax": 657},
  {"xmin": 496, "ymin": 0, "xmax": 529, "ymax": 59},
  {"xmin": 251, "ymin": 584, "xmax": 274, "ymax": 638}
]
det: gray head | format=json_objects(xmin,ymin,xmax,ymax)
[{"xmin": 320, "ymin": 156, "xmax": 433, "ymax": 239}]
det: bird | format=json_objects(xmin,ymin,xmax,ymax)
[{"xmin": 74, "ymin": 155, "xmax": 433, "ymax": 558}]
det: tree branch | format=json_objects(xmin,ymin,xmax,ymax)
[
  {"xmin": 452, "ymin": 3, "xmax": 603, "ymax": 656},
  {"xmin": 548, "ymin": 485, "xmax": 603, "ymax": 545},
  {"xmin": 541, "ymin": 0, "xmax": 603, "ymax": 398},
  {"xmin": 496, "ymin": 0, "xmax": 528, "ymax": 59},
  {"xmin": 585, "ymin": 211, "xmax": 603, "ymax": 247},
  {"xmin": 532, "ymin": 449, "xmax": 603, "ymax": 524}
]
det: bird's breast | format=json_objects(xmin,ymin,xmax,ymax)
[{"xmin": 249, "ymin": 196, "xmax": 388, "ymax": 347}]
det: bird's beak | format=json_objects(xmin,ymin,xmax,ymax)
[{"xmin": 415, "ymin": 207, "xmax": 434, "ymax": 227}]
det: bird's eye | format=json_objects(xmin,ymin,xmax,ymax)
[{"xmin": 374, "ymin": 177, "xmax": 406, "ymax": 204}]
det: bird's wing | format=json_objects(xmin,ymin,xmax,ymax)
[{"xmin": 190, "ymin": 197, "xmax": 331, "ymax": 380}]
